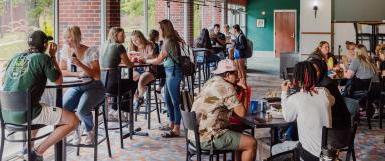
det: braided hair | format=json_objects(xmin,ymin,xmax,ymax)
[{"xmin": 293, "ymin": 61, "xmax": 319, "ymax": 94}]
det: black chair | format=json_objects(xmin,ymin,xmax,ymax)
[
  {"xmin": 378, "ymin": 76, "xmax": 385, "ymax": 128},
  {"xmin": 264, "ymin": 149, "xmax": 299, "ymax": 161},
  {"xmin": 285, "ymin": 67, "xmax": 294, "ymax": 80},
  {"xmin": 65, "ymin": 101, "xmax": 112, "ymax": 161},
  {"xmin": 180, "ymin": 109, "xmax": 233, "ymax": 161},
  {"xmin": 321, "ymin": 123, "xmax": 358, "ymax": 161},
  {"xmin": 101, "ymin": 68, "xmax": 132, "ymax": 148},
  {"xmin": 0, "ymin": 90, "xmax": 51, "ymax": 161}
]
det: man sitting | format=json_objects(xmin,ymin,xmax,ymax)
[
  {"xmin": 1, "ymin": 30, "xmax": 79, "ymax": 161},
  {"xmin": 190, "ymin": 59, "xmax": 256, "ymax": 161}
]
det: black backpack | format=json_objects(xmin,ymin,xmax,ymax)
[{"xmin": 170, "ymin": 43, "xmax": 195, "ymax": 77}]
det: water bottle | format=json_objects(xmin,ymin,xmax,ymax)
[{"xmin": 71, "ymin": 53, "xmax": 77, "ymax": 72}]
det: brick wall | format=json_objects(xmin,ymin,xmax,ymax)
[{"xmin": 58, "ymin": 0, "xmax": 120, "ymax": 47}]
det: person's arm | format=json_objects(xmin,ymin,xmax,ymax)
[
  {"xmin": 145, "ymin": 50, "xmax": 167, "ymax": 65},
  {"xmin": 234, "ymin": 35, "xmax": 247, "ymax": 50},
  {"xmin": 325, "ymin": 89, "xmax": 335, "ymax": 128},
  {"xmin": 46, "ymin": 43, "xmax": 63, "ymax": 84},
  {"xmin": 71, "ymin": 47, "xmax": 101, "ymax": 79},
  {"xmin": 215, "ymin": 36, "xmax": 226, "ymax": 46},
  {"xmin": 121, "ymin": 52, "xmax": 133, "ymax": 68},
  {"xmin": 344, "ymin": 59, "xmax": 358, "ymax": 79},
  {"xmin": 280, "ymin": 81, "xmax": 298, "ymax": 122}
]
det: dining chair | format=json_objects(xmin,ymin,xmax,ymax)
[{"xmin": 0, "ymin": 90, "xmax": 51, "ymax": 161}]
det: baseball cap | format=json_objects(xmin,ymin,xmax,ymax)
[
  {"xmin": 211, "ymin": 59, "xmax": 237, "ymax": 74},
  {"xmin": 28, "ymin": 30, "xmax": 53, "ymax": 48}
]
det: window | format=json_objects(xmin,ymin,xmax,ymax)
[
  {"xmin": 227, "ymin": 4, "xmax": 246, "ymax": 34},
  {"xmin": 0, "ymin": 0, "xmax": 55, "ymax": 159},
  {"xmin": 0, "ymin": 0, "xmax": 55, "ymax": 61}
]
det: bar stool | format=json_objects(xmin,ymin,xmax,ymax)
[
  {"xmin": 134, "ymin": 80, "xmax": 161, "ymax": 129},
  {"xmin": 101, "ymin": 68, "xmax": 133, "ymax": 148},
  {"xmin": 65, "ymin": 101, "xmax": 112, "ymax": 161}
]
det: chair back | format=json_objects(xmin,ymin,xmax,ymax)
[
  {"xmin": 180, "ymin": 109, "xmax": 201, "ymax": 151},
  {"xmin": 101, "ymin": 68, "xmax": 121, "ymax": 95},
  {"xmin": 321, "ymin": 123, "xmax": 358, "ymax": 150},
  {"xmin": 286, "ymin": 67, "xmax": 294, "ymax": 80},
  {"xmin": 0, "ymin": 90, "xmax": 31, "ymax": 124},
  {"xmin": 265, "ymin": 149, "xmax": 299, "ymax": 161},
  {"xmin": 181, "ymin": 89, "xmax": 193, "ymax": 111}
]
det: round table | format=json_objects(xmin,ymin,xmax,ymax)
[{"xmin": 46, "ymin": 77, "xmax": 93, "ymax": 161}]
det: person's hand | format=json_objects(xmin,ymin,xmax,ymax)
[
  {"xmin": 138, "ymin": 57, "xmax": 146, "ymax": 64},
  {"xmin": 281, "ymin": 80, "xmax": 292, "ymax": 92},
  {"xmin": 78, "ymin": 71, "xmax": 87, "ymax": 78},
  {"xmin": 71, "ymin": 56, "xmax": 82, "ymax": 66},
  {"xmin": 237, "ymin": 78, "xmax": 247, "ymax": 89},
  {"xmin": 48, "ymin": 42, "xmax": 57, "ymax": 57}
]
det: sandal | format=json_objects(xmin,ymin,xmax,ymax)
[
  {"xmin": 158, "ymin": 125, "xmax": 172, "ymax": 131},
  {"xmin": 161, "ymin": 131, "xmax": 180, "ymax": 138}
]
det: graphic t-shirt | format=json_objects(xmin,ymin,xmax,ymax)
[{"xmin": 2, "ymin": 52, "xmax": 60, "ymax": 124}]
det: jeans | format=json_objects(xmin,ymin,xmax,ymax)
[
  {"xmin": 63, "ymin": 80, "xmax": 105, "ymax": 131},
  {"xmin": 164, "ymin": 66, "xmax": 183, "ymax": 125}
]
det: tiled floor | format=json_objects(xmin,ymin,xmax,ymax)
[{"xmin": 3, "ymin": 56, "xmax": 385, "ymax": 161}]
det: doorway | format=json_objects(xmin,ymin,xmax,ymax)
[{"xmin": 274, "ymin": 10, "xmax": 296, "ymax": 57}]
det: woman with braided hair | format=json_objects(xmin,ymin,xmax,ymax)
[{"xmin": 272, "ymin": 61, "xmax": 334, "ymax": 161}]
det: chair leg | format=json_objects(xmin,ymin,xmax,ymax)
[
  {"xmin": 0, "ymin": 127, "xmax": 5, "ymax": 161},
  {"xmin": 352, "ymin": 148, "xmax": 356, "ymax": 161},
  {"xmin": 94, "ymin": 107, "xmax": 99, "ymax": 161},
  {"xmin": 117, "ymin": 96, "xmax": 124, "ymax": 149},
  {"xmin": 27, "ymin": 127, "xmax": 32, "ymax": 161},
  {"xmin": 366, "ymin": 100, "xmax": 372, "ymax": 130},
  {"xmin": 147, "ymin": 87, "xmax": 151, "ymax": 129},
  {"xmin": 103, "ymin": 105, "xmax": 112, "ymax": 157},
  {"xmin": 380, "ymin": 102, "xmax": 383, "ymax": 129},
  {"xmin": 154, "ymin": 84, "xmax": 161, "ymax": 124},
  {"xmin": 216, "ymin": 154, "xmax": 220, "ymax": 161}
]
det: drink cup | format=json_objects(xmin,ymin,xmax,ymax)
[{"xmin": 249, "ymin": 100, "xmax": 258, "ymax": 114}]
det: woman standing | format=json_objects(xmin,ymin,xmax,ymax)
[
  {"xmin": 232, "ymin": 24, "xmax": 247, "ymax": 86},
  {"xmin": 59, "ymin": 26, "xmax": 105, "ymax": 145},
  {"xmin": 128, "ymin": 30, "xmax": 156, "ymax": 109},
  {"xmin": 141, "ymin": 19, "xmax": 183, "ymax": 137}
]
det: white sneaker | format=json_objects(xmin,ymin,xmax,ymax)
[
  {"xmin": 71, "ymin": 126, "xmax": 83, "ymax": 145},
  {"xmin": 84, "ymin": 131, "xmax": 95, "ymax": 145}
]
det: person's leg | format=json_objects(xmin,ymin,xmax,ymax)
[
  {"xmin": 34, "ymin": 108, "xmax": 79, "ymax": 155},
  {"xmin": 166, "ymin": 68, "xmax": 182, "ymax": 135},
  {"xmin": 164, "ymin": 77, "xmax": 175, "ymax": 129},
  {"xmin": 137, "ymin": 72, "xmax": 155, "ymax": 98},
  {"xmin": 77, "ymin": 83, "xmax": 106, "ymax": 132},
  {"xmin": 236, "ymin": 134, "xmax": 257, "ymax": 161},
  {"xmin": 62, "ymin": 87, "xmax": 82, "ymax": 113}
]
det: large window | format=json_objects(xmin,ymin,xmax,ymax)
[
  {"xmin": 0, "ymin": 1, "xmax": 55, "ymax": 159},
  {"xmin": 227, "ymin": 4, "xmax": 246, "ymax": 33},
  {"xmin": 0, "ymin": 0, "xmax": 54, "ymax": 61},
  {"xmin": 193, "ymin": 4, "xmax": 201, "ymax": 39},
  {"xmin": 121, "ymin": 0, "xmax": 155, "ymax": 41}
]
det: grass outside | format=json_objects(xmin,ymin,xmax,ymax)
[{"xmin": 0, "ymin": 32, "xmax": 28, "ymax": 60}]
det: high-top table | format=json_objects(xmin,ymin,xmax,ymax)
[{"xmin": 46, "ymin": 77, "xmax": 93, "ymax": 161}]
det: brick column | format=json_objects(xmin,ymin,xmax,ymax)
[{"xmin": 58, "ymin": 0, "xmax": 120, "ymax": 47}]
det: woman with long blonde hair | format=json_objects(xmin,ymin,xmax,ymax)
[
  {"xmin": 59, "ymin": 26, "xmax": 105, "ymax": 145},
  {"xmin": 140, "ymin": 19, "xmax": 183, "ymax": 137},
  {"xmin": 128, "ymin": 30, "xmax": 157, "ymax": 110},
  {"xmin": 343, "ymin": 44, "xmax": 377, "ymax": 79}
]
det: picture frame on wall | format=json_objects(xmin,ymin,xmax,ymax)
[{"xmin": 256, "ymin": 19, "xmax": 265, "ymax": 28}]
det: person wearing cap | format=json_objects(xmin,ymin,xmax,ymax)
[
  {"xmin": 2, "ymin": 30, "xmax": 79, "ymax": 161},
  {"xmin": 190, "ymin": 59, "xmax": 256, "ymax": 161}
]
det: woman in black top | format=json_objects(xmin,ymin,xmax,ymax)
[
  {"xmin": 232, "ymin": 24, "xmax": 248, "ymax": 86},
  {"xmin": 309, "ymin": 58, "xmax": 351, "ymax": 128},
  {"xmin": 194, "ymin": 28, "xmax": 220, "ymax": 64}
]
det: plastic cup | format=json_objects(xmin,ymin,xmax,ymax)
[{"xmin": 249, "ymin": 100, "xmax": 259, "ymax": 114}]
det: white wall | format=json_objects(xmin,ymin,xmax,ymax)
[{"xmin": 300, "ymin": 0, "xmax": 331, "ymax": 55}]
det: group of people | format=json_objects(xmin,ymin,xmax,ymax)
[
  {"xmin": 194, "ymin": 23, "xmax": 249, "ymax": 86},
  {"xmin": 0, "ymin": 19, "xmax": 199, "ymax": 160}
]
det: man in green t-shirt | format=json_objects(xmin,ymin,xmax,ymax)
[{"xmin": 2, "ymin": 30, "xmax": 79, "ymax": 161}]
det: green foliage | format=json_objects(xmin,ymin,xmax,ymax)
[
  {"xmin": 28, "ymin": 0, "xmax": 53, "ymax": 27},
  {"xmin": 121, "ymin": 0, "xmax": 143, "ymax": 16}
]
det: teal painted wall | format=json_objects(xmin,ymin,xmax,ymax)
[{"xmin": 246, "ymin": 0, "xmax": 300, "ymax": 51}]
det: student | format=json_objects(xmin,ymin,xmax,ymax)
[
  {"xmin": 274, "ymin": 61, "xmax": 334, "ymax": 161},
  {"xmin": 191, "ymin": 59, "xmax": 256, "ymax": 161},
  {"xmin": 59, "ymin": 26, "xmax": 105, "ymax": 145},
  {"xmin": 308, "ymin": 41, "xmax": 337, "ymax": 70},
  {"xmin": 141, "ymin": 19, "xmax": 183, "ymax": 137},
  {"xmin": 232, "ymin": 24, "xmax": 248, "ymax": 87},
  {"xmin": 100, "ymin": 27, "xmax": 135, "ymax": 120},
  {"xmin": 128, "ymin": 30, "xmax": 156, "ymax": 110},
  {"xmin": 2, "ymin": 30, "xmax": 79, "ymax": 161}
]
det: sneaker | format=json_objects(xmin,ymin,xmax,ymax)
[
  {"xmin": 28, "ymin": 150, "xmax": 44, "ymax": 161},
  {"xmin": 84, "ymin": 131, "xmax": 95, "ymax": 145},
  {"xmin": 71, "ymin": 125, "xmax": 83, "ymax": 145},
  {"xmin": 134, "ymin": 97, "xmax": 144, "ymax": 111}
]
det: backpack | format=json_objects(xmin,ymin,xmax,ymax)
[
  {"xmin": 170, "ymin": 42, "xmax": 196, "ymax": 77},
  {"xmin": 244, "ymin": 38, "xmax": 253, "ymax": 58}
]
